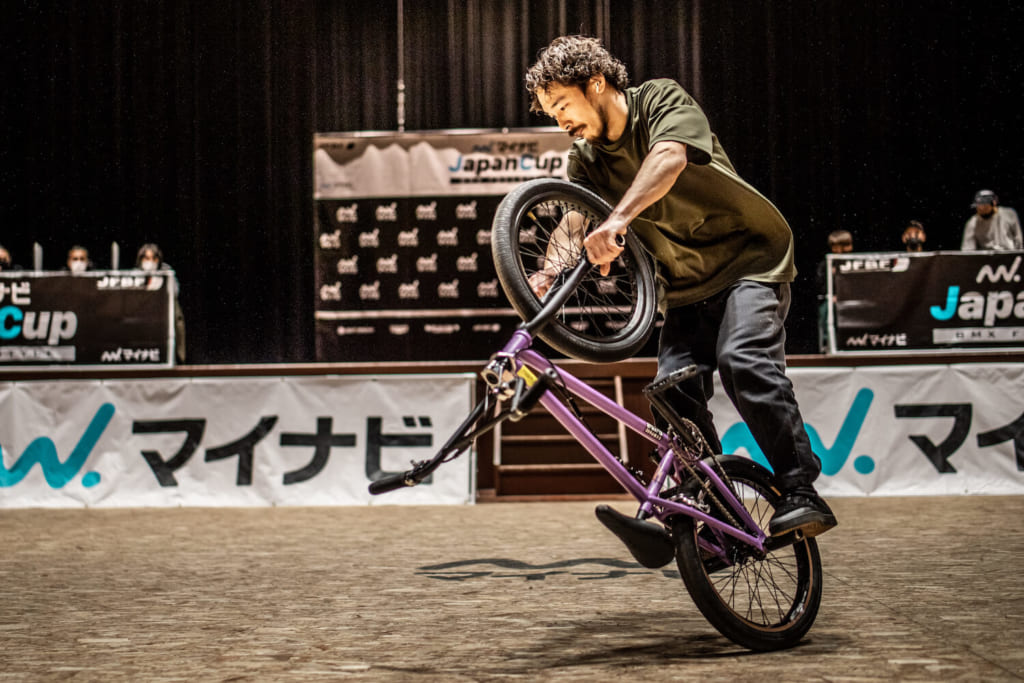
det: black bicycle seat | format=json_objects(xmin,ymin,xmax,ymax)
[{"xmin": 642, "ymin": 365, "xmax": 700, "ymax": 398}]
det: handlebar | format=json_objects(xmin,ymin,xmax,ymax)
[
  {"xmin": 524, "ymin": 251, "xmax": 593, "ymax": 336},
  {"xmin": 367, "ymin": 471, "xmax": 416, "ymax": 495},
  {"xmin": 367, "ymin": 366, "xmax": 557, "ymax": 496},
  {"xmin": 368, "ymin": 393, "xmax": 493, "ymax": 496}
]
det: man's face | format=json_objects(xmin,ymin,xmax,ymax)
[
  {"xmin": 535, "ymin": 80, "xmax": 609, "ymax": 145},
  {"xmin": 976, "ymin": 203, "xmax": 996, "ymax": 217},
  {"xmin": 831, "ymin": 243, "xmax": 852, "ymax": 254},
  {"xmin": 68, "ymin": 249, "xmax": 88, "ymax": 270},
  {"xmin": 903, "ymin": 227, "xmax": 925, "ymax": 251}
]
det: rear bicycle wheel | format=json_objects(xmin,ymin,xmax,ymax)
[
  {"xmin": 671, "ymin": 456, "xmax": 823, "ymax": 651},
  {"xmin": 491, "ymin": 178, "xmax": 657, "ymax": 363}
]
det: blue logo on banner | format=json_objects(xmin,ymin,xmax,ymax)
[
  {"xmin": 929, "ymin": 286, "xmax": 959, "ymax": 320},
  {"xmin": 0, "ymin": 403, "xmax": 114, "ymax": 488},
  {"xmin": 721, "ymin": 389, "xmax": 875, "ymax": 476}
]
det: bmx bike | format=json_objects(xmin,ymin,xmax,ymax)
[{"xmin": 369, "ymin": 178, "xmax": 823, "ymax": 651}]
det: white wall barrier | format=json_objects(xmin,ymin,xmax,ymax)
[
  {"xmin": 3, "ymin": 363, "xmax": 1022, "ymax": 507},
  {"xmin": 0, "ymin": 374, "xmax": 475, "ymax": 508},
  {"xmin": 709, "ymin": 363, "xmax": 1024, "ymax": 496}
]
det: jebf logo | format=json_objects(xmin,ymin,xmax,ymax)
[{"xmin": 0, "ymin": 404, "xmax": 114, "ymax": 488}]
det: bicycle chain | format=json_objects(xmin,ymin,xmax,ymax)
[{"xmin": 668, "ymin": 416, "xmax": 743, "ymax": 532}]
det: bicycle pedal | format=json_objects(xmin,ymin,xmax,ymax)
[{"xmin": 642, "ymin": 364, "xmax": 700, "ymax": 399}]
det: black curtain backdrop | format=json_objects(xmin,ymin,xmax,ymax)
[{"xmin": 3, "ymin": 0, "xmax": 1022, "ymax": 363}]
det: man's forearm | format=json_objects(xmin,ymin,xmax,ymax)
[{"xmin": 606, "ymin": 140, "xmax": 688, "ymax": 226}]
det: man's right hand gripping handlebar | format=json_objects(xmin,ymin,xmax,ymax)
[
  {"xmin": 584, "ymin": 219, "xmax": 628, "ymax": 276},
  {"xmin": 528, "ymin": 224, "xmax": 626, "ymax": 298}
]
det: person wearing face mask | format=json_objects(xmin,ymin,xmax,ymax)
[
  {"xmin": 961, "ymin": 190, "xmax": 1022, "ymax": 251},
  {"xmin": 0, "ymin": 244, "xmax": 22, "ymax": 271},
  {"xmin": 902, "ymin": 221, "xmax": 927, "ymax": 252},
  {"xmin": 65, "ymin": 246, "xmax": 92, "ymax": 274},
  {"xmin": 136, "ymin": 243, "xmax": 169, "ymax": 273},
  {"xmin": 135, "ymin": 243, "xmax": 186, "ymax": 364}
]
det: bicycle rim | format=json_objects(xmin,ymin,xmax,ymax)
[
  {"xmin": 491, "ymin": 178, "xmax": 656, "ymax": 363},
  {"xmin": 671, "ymin": 456, "xmax": 823, "ymax": 651}
]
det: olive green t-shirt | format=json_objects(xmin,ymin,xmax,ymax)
[{"xmin": 567, "ymin": 78, "xmax": 796, "ymax": 310}]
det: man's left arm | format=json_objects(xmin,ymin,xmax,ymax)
[
  {"xmin": 1010, "ymin": 210, "xmax": 1023, "ymax": 249},
  {"xmin": 583, "ymin": 140, "xmax": 688, "ymax": 274}
]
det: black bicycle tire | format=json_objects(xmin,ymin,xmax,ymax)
[
  {"xmin": 671, "ymin": 455, "xmax": 823, "ymax": 651},
  {"xmin": 491, "ymin": 178, "xmax": 657, "ymax": 363}
]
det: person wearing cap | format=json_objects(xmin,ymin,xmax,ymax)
[{"xmin": 961, "ymin": 190, "xmax": 1022, "ymax": 251}]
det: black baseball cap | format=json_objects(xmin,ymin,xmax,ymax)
[{"xmin": 972, "ymin": 189, "xmax": 998, "ymax": 207}]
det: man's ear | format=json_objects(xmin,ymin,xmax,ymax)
[{"xmin": 589, "ymin": 74, "xmax": 605, "ymax": 94}]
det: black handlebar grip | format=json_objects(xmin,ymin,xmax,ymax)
[{"xmin": 368, "ymin": 471, "xmax": 413, "ymax": 495}]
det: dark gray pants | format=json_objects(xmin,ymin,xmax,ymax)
[{"xmin": 655, "ymin": 280, "xmax": 821, "ymax": 491}]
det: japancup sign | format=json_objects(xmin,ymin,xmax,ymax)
[
  {"xmin": 0, "ymin": 272, "xmax": 173, "ymax": 367},
  {"xmin": 313, "ymin": 128, "xmax": 573, "ymax": 363},
  {"xmin": 826, "ymin": 251, "xmax": 1024, "ymax": 354}
]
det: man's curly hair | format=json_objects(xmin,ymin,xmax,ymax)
[{"xmin": 525, "ymin": 36, "xmax": 630, "ymax": 113}]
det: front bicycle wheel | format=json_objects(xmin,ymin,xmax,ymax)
[
  {"xmin": 491, "ymin": 178, "xmax": 657, "ymax": 363},
  {"xmin": 671, "ymin": 455, "xmax": 823, "ymax": 651}
]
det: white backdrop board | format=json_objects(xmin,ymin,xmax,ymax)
[
  {"xmin": 313, "ymin": 128, "xmax": 579, "ymax": 362},
  {"xmin": 0, "ymin": 374, "xmax": 475, "ymax": 508}
]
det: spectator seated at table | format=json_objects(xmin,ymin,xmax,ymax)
[
  {"xmin": 136, "ymin": 243, "xmax": 187, "ymax": 364},
  {"xmin": 0, "ymin": 244, "xmax": 23, "ymax": 271},
  {"xmin": 902, "ymin": 220, "xmax": 927, "ymax": 252},
  {"xmin": 65, "ymin": 246, "xmax": 92, "ymax": 274}
]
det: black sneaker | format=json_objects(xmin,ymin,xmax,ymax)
[{"xmin": 769, "ymin": 486, "xmax": 838, "ymax": 538}]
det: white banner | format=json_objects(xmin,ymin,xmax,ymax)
[
  {"xmin": 4, "ymin": 364, "xmax": 1021, "ymax": 505},
  {"xmin": 314, "ymin": 128, "xmax": 570, "ymax": 199},
  {"xmin": 709, "ymin": 363, "xmax": 1024, "ymax": 496},
  {"xmin": 0, "ymin": 374, "xmax": 475, "ymax": 508}
]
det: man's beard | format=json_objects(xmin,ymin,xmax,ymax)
[
  {"xmin": 578, "ymin": 95, "xmax": 612, "ymax": 145},
  {"xmin": 586, "ymin": 107, "xmax": 612, "ymax": 146}
]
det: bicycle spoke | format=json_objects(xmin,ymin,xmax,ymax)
[{"xmin": 514, "ymin": 195, "xmax": 643, "ymax": 345}]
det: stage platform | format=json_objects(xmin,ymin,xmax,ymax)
[{"xmin": 1, "ymin": 496, "xmax": 1022, "ymax": 680}]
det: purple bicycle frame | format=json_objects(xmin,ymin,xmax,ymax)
[{"xmin": 498, "ymin": 328, "xmax": 766, "ymax": 553}]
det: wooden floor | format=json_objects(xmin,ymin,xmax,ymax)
[{"xmin": 2, "ymin": 496, "xmax": 1023, "ymax": 681}]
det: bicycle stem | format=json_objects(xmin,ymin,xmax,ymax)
[
  {"xmin": 523, "ymin": 249, "xmax": 592, "ymax": 336},
  {"xmin": 481, "ymin": 253, "xmax": 592, "ymax": 389}
]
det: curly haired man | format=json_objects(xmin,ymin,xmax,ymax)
[{"xmin": 526, "ymin": 36, "xmax": 836, "ymax": 538}]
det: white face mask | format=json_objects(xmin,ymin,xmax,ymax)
[
  {"xmin": 141, "ymin": 260, "xmax": 158, "ymax": 272},
  {"xmin": 69, "ymin": 260, "xmax": 87, "ymax": 274}
]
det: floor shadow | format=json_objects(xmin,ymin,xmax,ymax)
[{"xmin": 415, "ymin": 556, "xmax": 680, "ymax": 582}]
